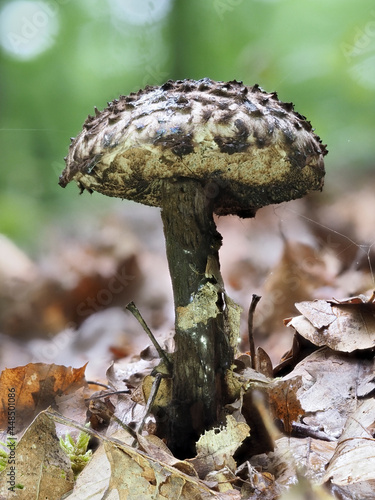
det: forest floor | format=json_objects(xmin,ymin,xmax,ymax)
[{"xmin": 0, "ymin": 170, "xmax": 374, "ymax": 499}]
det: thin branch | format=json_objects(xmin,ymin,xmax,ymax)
[
  {"xmin": 133, "ymin": 372, "xmax": 163, "ymax": 446},
  {"xmin": 125, "ymin": 301, "xmax": 172, "ymax": 372},
  {"xmin": 45, "ymin": 408, "xmax": 137, "ymax": 443},
  {"xmin": 86, "ymin": 381, "xmax": 112, "ymax": 389},
  {"xmin": 248, "ymin": 294, "xmax": 261, "ymax": 369}
]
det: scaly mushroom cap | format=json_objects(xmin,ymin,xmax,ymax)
[{"xmin": 59, "ymin": 78, "xmax": 327, "ymax": 217}]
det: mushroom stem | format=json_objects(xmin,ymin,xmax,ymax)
[{"xmin": 160, "ymin": 178, "xmax": 235, "ymax": 457}]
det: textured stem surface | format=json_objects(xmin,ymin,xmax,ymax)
[{"xmin": 160, "ymin": 178, "xmax": 235, "ymax": 457}]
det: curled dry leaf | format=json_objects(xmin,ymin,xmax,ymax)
[
  {"xmin": 268, "ymin": 377, "xmax": 304, "ymax": 435},
  {"xmin": 250, "ymin": 435, "xmax": 336, "ymax": 489},
  {"xmin": 287, "ymin": 292, "xmax": 375, "ymax": 352},
  {"xmin": 280, "ymin": 348, "xmax": 375, "ymax": 440},
  {"xmin": 323, "ymin": 398, "xmax": 375, "ymax": 499},
  {"xmin": 188, "ymin": 415, "xmax": 250, "ymax": 479},
  {"xmin": 0, "ymin": 363, "xmax": 88, "ymax": 434},
  {"xmin": 104, "ymin": 438, "xmax": 223, "ymax": 499},
  {"xmin": 136, "ymin": 433, "xmax": 197, "ymax": 477},
  {"xmin": 255, "ymin": 346, "xmax": 274, "ymax": 378}
]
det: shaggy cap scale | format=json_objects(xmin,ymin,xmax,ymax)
[{"xmin": 59, "ymin": 78, "xmax": 327, "ymax": 217}]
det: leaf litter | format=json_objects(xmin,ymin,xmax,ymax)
[{"xmin": 0, "ymin": 179, "xmax": 375, "ymax": 498}]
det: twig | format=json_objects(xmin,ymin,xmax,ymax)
[
  {"xmin": 86, "ymin": 381, "xmax": 112, "ymax": 389},
  {"xmin": 45, "ymin": 408, "xmax": 137, "ymax": 444},
  {"xmin": 125, "ymin": 301, "xmax": 172, "ymax": 373},
  {"xmin": 86, "ymin": 390, "xmax": 130, "ymax": 401},
  {"xmin": 248, "ymin": 294, "xmax": 261, "ymax": 369},
  {"xmin": 133, "ymin": 372, "xmax": 163, "ymax": 446},
  {"xmin": 87, "ymin": 399, "xmax": 138, "ymax": 441},
  {"xmin": 111, "ymin": 414, "xmax": 138, "ymax": 441}
]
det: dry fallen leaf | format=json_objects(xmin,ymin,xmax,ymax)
[
  {"xmin": 47, "ymin": 410, "xmax": 224, "ymax": 499},
  {"xmin": 64, "ymin": 442, "xmax": 111, "ymax": 500},
  {"xmin": 251, "ymin": 436, "xmax": 336, "ymax": 487},
  {"xmin": 255, "ymin": 240, "xmax": 330, "ymax": 337},
  {"xmin": 287, "ymin": 293, "xmax": 375, "ymax": 352},
  {"xmin": 0, "ymin": 219, "xmax": 142, "ymax": 339},
  {"xmin": 268, "ymin": 377, "xmax": 304, "ymax": 435},
  {"xmin": 294, "ymin": 300, "xmax": 337, "ymax": 330},
  {"xmin": 279, "ymin": 474, "xmax": 336, "ymax": 500},
  {"xmin": 0, "ymin": 363, "xmax": 88, "ymax": 434},
  {"xmin": 104, "ymin": 437, "xmax": 221, "ymax": 499},
  {"xmin": 323, "ymin": 398, "xmax": 375, "ymax": 499},
  {"xmin": 279, "ymin": 348, "xmax": 374, "ymax": 440},
  {"xmin": 189, "ymin": 415, "xmax": 250, "ymax": 479},
  {"xmin": 0, "ymin": 412, "xmax": 74, "ymax": 498}
]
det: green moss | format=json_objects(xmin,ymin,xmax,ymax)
[
  {"xmin": 0, "ymin": 443, "xmax": 8, "ymax": 472},
  {"xmin": 59, "ymin": 428, "xmax": 92, "ymax": 478}
]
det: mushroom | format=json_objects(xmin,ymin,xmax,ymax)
[{"xmin": 59, "ymin": 78, "xmax": 327, "ymax": 457}]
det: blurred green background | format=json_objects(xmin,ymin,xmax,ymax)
[{"xmin": 1, "ymin": 0, "xmax": 374, "ymax": 247}]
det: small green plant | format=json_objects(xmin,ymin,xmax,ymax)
[
  {"xmin": 0, "ymin": 442, "xmax": 8, "ymax": 472},
  {"xmin": 60, "ymin": 428, "xmax": 92, "ymax": 477}
]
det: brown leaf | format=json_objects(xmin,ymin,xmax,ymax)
[
  {"xmin": 104, "ymin": 437, "xmax": 223, "ymax": 499},
  {"xmin": 329, "ymin": 292, "xmax": 375, "ymax": 305},
  {"xmin": 295, "ymin": 300, "xmax": 337, "ymax": 329},
  {"xmin": 0, "ymin": 219, "xmax": 142, "ymax": 338},
  {"xmin": 283, "ymin": 348, "xmax": 375, "ymax": 440},
  {"xmin": 0, "ymin": 363, "xmax": 87, "ymax": 433},
  {"xmin": 63, "ymin": 441, "xmax": 111, "ymax": 499},
  {"xmin": 255, "ymin": 240, "xmax": 330, "ymax": 337},
  {"xmin": 255, "ymin": 346, "xmax": 274, "ymax": 378},
  {"xmin": 250, "ymin": 435, "xmax": 336, "ymax": 488},
  {"xmin": 137, "ymin": 434, "xmax": 197, "ymax": 477},
  {"xmin": 323, "ymin": 399, "xmax": 375, "ymax": 499},
  {"xmin": 188, "ymin": 415, "xmax": 250, "ymax": 479},
  {"xmin": 289, "ymin": 293, "xmax": 375, "ymax": 352},
  {"xmin": 0, "ymin": 412, "xmax": 74, "ymax": 497},
  {"xmin": 268, "ymin": 377, "xmax": 304, "ymax": 434},
  {"xmin": 273, "ymin": 331, "xmax": 318, "ymax": 377}
]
